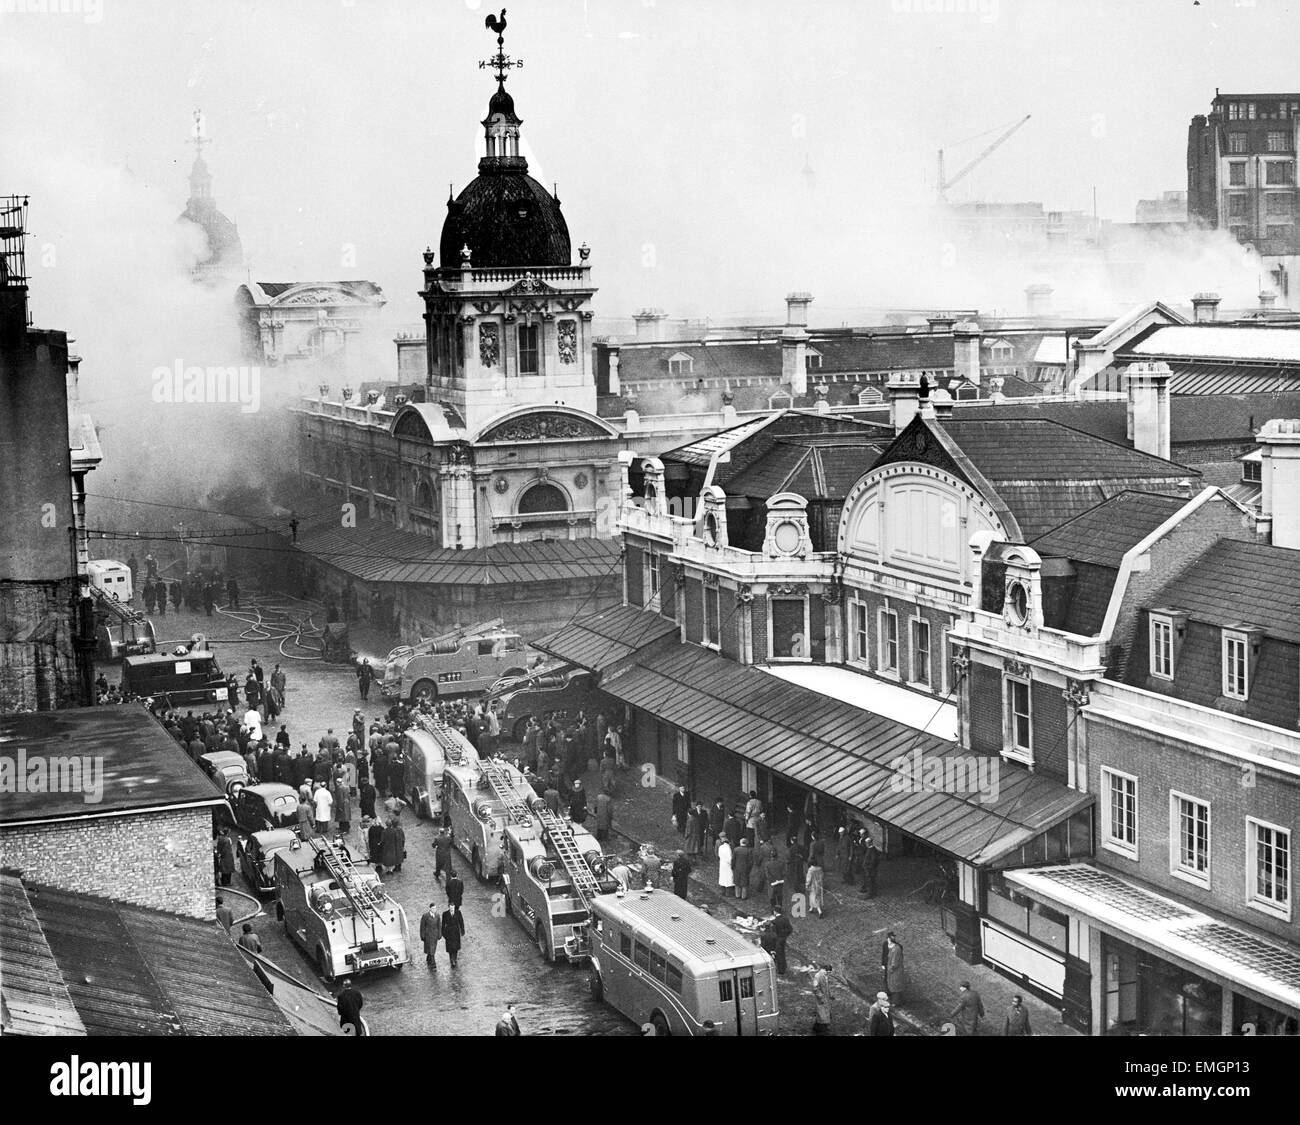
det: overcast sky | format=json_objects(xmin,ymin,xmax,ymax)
[{"xmin": 6, "ymin": 0, "xmax": 1300, "ymax": 335}]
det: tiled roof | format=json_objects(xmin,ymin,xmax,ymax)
[
  {"xmin": 602, "ymin": 640, "xmax": 1091, "ymax": 866},
  {"xmin": 21, "ymin": 883, "xmax": 296, "ymax": 1036},
  {"xmin": 1032, "ymin": 491, "xmax": 1188, "ymax": 568},
  {"xmin": 1147, "ymin": 537, "xmax": 1300, "ymax": 644},
  {"xmin": 723, "ymin": 437, "xmax": 888, "ymax": 501},
  {"xmin": 293, "ymin": 520, "xmax": 622, "ymax": 587},
  {"xmin": 534, "ymin": 604, "xmax": 679, "ymax": 670},
  {"xmin": 0, "ymin": 707, "xmax": 224, "ymax": 827}
]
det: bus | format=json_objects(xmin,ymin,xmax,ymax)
[
  {"xmin": 588, "ymin": 888, "xmax": 779, "ymax": 1036},
  {"xmin": 401, "ymin": 727, "xmax": 446, "ymax": 821}
]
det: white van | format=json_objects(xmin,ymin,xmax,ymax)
[{"xmin": 88, "ymin": 559, "xmax": 133, "ymax": 604}]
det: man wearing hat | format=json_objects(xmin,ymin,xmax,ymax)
[
  {"xmin": 494, "ymin": 1003, "xmax": 521, "ymax": 1036},
  {"xmin": 336, "ymin": 978, "xmax": 364, "ymax": 1034},
  {"xmin": 868, "ymin": 991, "xmax": 895, "ymax": 1037}
]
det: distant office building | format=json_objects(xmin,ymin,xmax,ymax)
[{"xmin": 1187, "ymin": 92, "xmax": 1299, "ymax": 296}]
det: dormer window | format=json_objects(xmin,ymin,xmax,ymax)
[
  {"xmin": 1149, "ymin": 614, "xmax": 1174, "ymax": 680},
  {"xmin": 1223, "ymin": 630, "xmax": 1249, "ymax": 700},
  {"xmin": 1241, "ymin": 450, "xmax": 1262, "ymax": 485},
  {"xmin": 667, "ymin": 352, "xmax": 693, "ymax": 377},
  {"xmin": 805, "ymin": 349, "xmax": 822, "ymax": 371}
]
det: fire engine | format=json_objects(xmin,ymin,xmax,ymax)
[
  {"xmin": 91, "ymin": 585, "xmax": 157, "ymax": 661},
  {"xmin": 490, "ymin": 663, "xmax": 603, "ymax": 744},
  {"xmin": 275, "ymin": 834, "xmax": 410, "ymax": 981},
  {"xmin": 380, "ymin": 618, "xmax": 533, "ymax": 702}
]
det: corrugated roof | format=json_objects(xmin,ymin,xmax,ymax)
[
  {"xmin": 534, "ymin": 604, "xmax": 678, "ymax": 670},
  {"xmin": 602, "ymin": 641, "xmax": 1091, "ymax": 866},
  {"xmin": 22, "ymin": 883, "xmax": 295, "ymax": 1036},
  {"xmin": 1148, "ymin": 537, "xmax": 1300, "ymax": 644},
  {"xmin": 1165, "ymin": 362, "xmax": 1300, "ymax": 396},
  {"xmin": 592, "ymin": 888, "xmax": 764, "ymax": 963},
  {"xmin": 1032, "ymin": 491, "xmax": 1188, "ymax": 568},
  {"xmin": 0, "ymin": 875, "xmax": 86, "ymax": 1036},
  {"xmin": 293, "ymin": 520, "xmax": 622, "ymax": 587},
  {"xmin": 0, "ymin": 707, "xmax": 224, "ymax": 827}
]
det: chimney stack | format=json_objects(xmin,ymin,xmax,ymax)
[
  {"xmin": 1257, "ymin": 419, "xmax": 1300, "ymax": 549},
  {"xmin": 952, "ymin": 320, "xmax": 981, "ymax": 389},
  {"xmin": 1025, "ymin": 284, "xmax": 1054, "ymax": 319},
  {"xmin": 885, "ymin": 372, "xmax": 923, "ymax": 434},
  {"xmin": 927, "ymin": 315, "xmax": 956, "ymax": 334},
  {"xmin": 1191, "ymin": 292, "xmax": 1220, "ymax": 323},
  {"xmin": 633, "ymin": 308, "xmax": 668, "ymax": 342},
  {"xmin": 1259, "ymin": 291, "xmax": 1279, "ymax": 317},
  {"xmin": 1125, "ymin": 361, "xmax": 1172, "ymax": 461},
  {"xmin": 781, "ymin": 293, "xmax": 813, "ymax": 397},
  {"xmin": 931, "ymin": 387, "xmax": 955, "ymax": 419},
  {"xmin": 785, "ymin": 292, "xmax": 813, "ymax": 328}
]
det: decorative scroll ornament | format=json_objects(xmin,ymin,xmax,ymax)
[
  {"xmin": 558, "ymin": 319, "xmax": 578, "ymax": 364},
  {"xmin": 735, "ymin": 585, "xmax": 754, "ymax": 606},
  {"xmin": 574, "ymin": 471, "xmax": 589, "ymax": 490},
  {"xmin": 480, "ymin": 412, "xmax": 607, "ymax": 442},
  {"xmin": 951, "ymin": 645, "xmax": 972, "ymax": 678},
  {"xmin": 493, "ymin": 476, "xmax": 509, "ymax": 495},
  {"xmin": 1063, "ymin": 679, "xmax": 1091, "ymax": 709},
  {"xmin": 821, "ymin": 583, "xmax": 842, "ymax": 605},
  {"xmin": 479, "ymin": 322, "xmax": 500, "ymax": 367},
  {"xmin": 671, "ymin": 563, "xmax": 687, "ymax": 590},
  {"xmin": 1003, "ymin": 657, "xmax": 1031, "ymax": 679},
  {"xmin": 703, "ymin": 571, "xmax": 720, "ymax": 588},
  {"xmin": 770, "ymin": 583, "xmax": 809, "ymax": 597}
]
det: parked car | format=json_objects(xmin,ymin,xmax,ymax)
[
  {"xmin": 232, "ymin": 783, "xmax": 300, "ymax": 834},
  {"xmin": 199, "ymin": 750, "xmax": 248, "ymax": 797},
  {"xmin": 239, "ymin": 828, "xmax": 300, "ymax": 896}
]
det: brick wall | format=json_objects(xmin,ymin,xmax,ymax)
[
  {"xmin": 683, "ymin": 577, "xmax": 703, "ymax": 643},
  {"xmin": 1089, "ymin": 721, "xmax": 1300, "ymax": 946},
  {"xmin": 750, "ymin": 596, "xmax": 768, "ymax": 664},
  {"xmin": 970, "ymin": 662, "xmax": 1003, "ymax": 754},
  {"xmin": 848, "ymin": 589, "xmax": 956, "ymax": 691},
  {"xmin": 1031, "ymin": 680, "xmax": 1069, "ymax": 784},
  {"xmin": 0, "ymin": 806, "xmax": 217, "ymax": 919},
  {"xmin": 625, "ymin": 543, "xmax": 644, "ymax": 607},
  {"xmin": 721, "ymin": 590, "xmax": 741, "ymax": 661}
]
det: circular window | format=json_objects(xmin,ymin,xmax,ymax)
[
  {"xmin": 703, "ymin": 513, "xmax": 718, "ymax": 545},
  {"xmin": 1007, "ymin": 580, "xmax": 1029, "ymax": 624},
  {"xmin": 773, "ymin": 520, "xmax": 802, "ymax": 554}
]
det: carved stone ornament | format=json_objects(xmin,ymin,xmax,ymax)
[
  {"xmin": 1003, "ymin": 657, "xmax": 1031, "ymax": 679},
  {"xmin": 735, "ymin": 585, "xmax": 754, "ymax": 606},
  {"xmin": 479, "ymin": 412, "xmax": 607, "ymax": 443},
  {"xmin": 672, "ymin": 564, "xmax": 687, "ymax": 589},
  {"xmin": 1062, "ymin": 678, "xmax": 1091, "ymax": 709},
  {"xmin": 820, "ymin": 583, "xmax": 842, "ymax": 605},
  {"xmin": 703, "ymin": 571, "xmax": 720, "ymax": 588},
  {"xmin": 770, "ymin": 583, "xmax": 809, "ymax": 597},
  {"xmin": 479, "ymin": 322, "xmax": 500, "ymax": 367},
  {"xmin": 951, "ymin": 645, "xmax": 972, "ymax": 677},
  {"xmin": 574, "ymin": 471, "xmax": 589, "ymax": 490},
  {"xmin": 493, "ymin": 476, "xmax": 509, "ymax": 495},
  {"xmin": 558, "ymin": 319, "xmax": 578, "ymax": 364}
]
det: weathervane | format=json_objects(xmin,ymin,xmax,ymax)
[
  {"xmin": 479, "ymin": 9, "xmax": 523, "ymax": 84},
  {"xmin": 191, "ymin": 109, "xmax": 207, "ymax": 157}
]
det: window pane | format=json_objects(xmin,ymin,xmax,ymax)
[
  {"xmin": 634, "ymin": 942, "xmax": 650, "ymax": 969},
  {"xmin": 666, "ymin": 962, "xmax": 683, "ymax": 994},
  {"xmin": 771, "ymin": 599, "xmax": 805, "ymax": 659},
  {"xmin": 718, "ymin": 978, "xmax": 734, "ymax": 1002}
]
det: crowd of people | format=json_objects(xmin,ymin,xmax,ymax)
[{"xmin": 124, "ymin": 552, "xmax": 236, "ymax": 618}]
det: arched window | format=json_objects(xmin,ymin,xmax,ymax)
[
  {"xmin": 415, "ymin": 480, "xmax": 435, "ymax": 511},
  {"xmin": 518, "ymin": 483, "xmax": 568, "ymax": 514}
]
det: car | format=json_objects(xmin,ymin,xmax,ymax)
[
  {"xmin": 232, "ymin": 783, "xmax": 301, "ymax": 834},
  {"xmin": 199, "ymin": 751, "xmax": 249, "ymax": 797},
  {"xmin": 238, "ymin": 828, "xmax": 300, "ymax": 896}
]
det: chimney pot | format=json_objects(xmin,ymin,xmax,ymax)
[
  {"xmin": 1257, "ymin": 419, "xmax": 1300, "ymax": 549},
  {"xmin": 1125, "ymin": 361, "xmax": 1173, "ymax": 461},
  {"xmin": 1191, "ymin": 292, "xmax": 1221, "ymax": 323},
  {"xmin": 784, "ymin": 292, "xmax": 813, "ymax": 328}
]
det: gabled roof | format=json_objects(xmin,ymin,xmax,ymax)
[
  {"xmin": 1147, "ymin": 537, "xmax": 1300, "ymax": 644},
  {"xmin": 722, "ymin": 436, "xmax": 890, "ymax": 502},
  {"xmin": 1032, "ymin": 491, "xmax": 1190, "ymax": 568},
  {"xmin": 1081, "ymin": 299, "xmax": 1188, "ymax": 350},
  {"xmin": 14, "ymin": 881, "xmax": 295, "ymax": 1036}
]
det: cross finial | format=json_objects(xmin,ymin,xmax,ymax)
[{"xmin": 479, "ymin": 9, "xmax": 522, "ymax": 85}]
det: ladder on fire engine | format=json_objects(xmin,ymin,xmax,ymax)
[
  {"xmin": 534, "ymin": 804, "xmax": 603, "ymax": 908},
  {"xmin": 307, "ymin": 835, "xmax": 385, "ymax": 921},
  {"xmin": 477, "ymin": 756, "xmax": 537, "ymax": 830},
  {"xmin": 412, "ymin": 712, "xmax": 477, "ymax": 768}
]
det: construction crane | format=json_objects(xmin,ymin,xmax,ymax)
[{"xmin": 937, "ymin": 114, "xmax": 1031, "ymax": 203}]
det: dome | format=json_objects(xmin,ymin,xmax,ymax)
[
  {"xmin": 440, "ymin": 171, "xmax": 570, "ymax": 269},
  {"xmin": 485, "ymin": 84, "xmax": 520, "ymax": 124},
  {"xmin": 178, "ymin": 200, "xmax": 243, "ymax": 274}
]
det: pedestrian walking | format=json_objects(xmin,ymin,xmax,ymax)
[
  {"xmin": 215, "ymin": 828, "xmax": 235, "ymax": 887},
  {"xmin": 950, "ymin": 981, "xmax": 986, "ymax": 1036},
  {"xmin": 671, "ymin": 851, "xmax": 693, "ymax": 900},
  {"xmin": 764, "ymin": 846, "xmax": 785, "ymax": 910},
  {"xmin": 811, "ymin": 963, "xmax": 833, "ymax": 1035},
  {"xmin": 215, "ymin": 896, "xmax": 234, "ymax": 931},
  {"xmin": 671, "ymin": 785, "xmax": 690, "ymax": 835},
  {"xmin": 868, "ymin": 992, "xmax": 895, "ymax": 1037},
  {"xmin": 356, "ymin": 658, "xmax": 374, "ymax": 700},
  {"xmin": 433, "ymin": 828, "xmax": 453, "ymax": 883},
  {"xmin": 441, "ymin": 903, "xmax": 465, "ymax": 968},
  {"xmin": 732, "ymin": 837, "xmax": 753, "ymax": 900},
  {"xmin": 445, "ymin": 868, "xmax": 465, "ymax": 910},
  {"xmin": 859, "ymin": 834, "xmax": 880, "ymax": 899},
  {"xmin": 336, "ymin": 978, "xmax": 364, "ymax": 1034},
  {"xmin": 569, "ymin": 778, "xmax": 588, "ymax": 825},
  {"xmin": 333, "ymin": 778, "xmax": 352, "ymax": 836},
  {"xmin": 419, "ymin": 902, "xmax": 442, "ymax": 968},
  {"xmin": 717, "ymin": 838, "xmax": 735, "ymax": 898},
  {"xmin": 236, "ymin": 923, "xmax": 262, "ymax": 954},
  {"xmin": 366, "ymin": 816, "xmax": 385, "ymax": 865},
  {"xmin": 744, "ymin": 790, "xmax": 762, "ymax": 847},
  {"xmin": 1004, "ymin": 994, "xmax": 1032, "ymax": 1036},
  {"xmin": 297, "ymin": 794, "xmax": 315, "ymax": 839},
  {"xmin": 806, "ymin": 856, "xmax": 825, "ymax": 917},
  {"xmin": 881, "ymin": 932, "xmax": 908, "ymax": 1001},
  {"xmin": 599, "ymin": 751, "xmax": 616, "ymax": 797},
  {"xmin": 706, "ymin": 798, "xmax": 724, "ymax": 853},
  {"xmin": 785, "ymin": 839, "xmax": 806, "ymax": 897},
  {"xmin": 379, "ymin": 814, "xmax": 405, "ymax": 874},
  {"xmin": 359, "ymin": 778, "xmax": 377, "ymax": 821},
  {"xmin": 763, "ymin": 911, "xmax": 792, "ymax": 975}
]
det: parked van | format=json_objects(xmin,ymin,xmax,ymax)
[{"xmin": 88, "ymin": 559, "xmax": 133, "ymax": 604}]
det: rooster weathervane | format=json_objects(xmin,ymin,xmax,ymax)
[{"xmin": 480, "ymin": 9, "xmax": 523, "ymax": 84}]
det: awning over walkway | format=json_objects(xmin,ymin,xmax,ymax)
[
  {"xmin": 1006, "ymin": 864, "xmax": 1300, "ymax": 1015},
  {"xmin": 602, "ymin": 640, "xmax": 1092, "ymax": 868},
  {"xmin": 535, "ymin": 604, "xmax": 680, "ymax": 670}
]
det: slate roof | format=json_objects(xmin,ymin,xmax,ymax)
[
  {"xmin": 534, "ymin": 604, "xmax": 679, "ymax": 670},
  {"xmin": 0, "ymin": 874, "xmax": 85, "ymax": 1036},
  {"xmin": 1147, "ymin": 538, "xmax": 1300, "ymax": 644},
  {"xmin": 17, "ymin": 882, "xmax": 294, "ymax": 1036},
  {"xmin": 0, "ymin": 706, "xmax": 224, "ymax": 827},
  {"xmin": 722, "ymin": 436, "xmax": 889, "ymax": 501},
  {"xmin": 1032, "ymin": 491, "xmax": 1188, "ymax": 568},
  {"xmin": 293, "ymin": 519, "xmax": 622, "ymax": 588},
  {"xmin": 601, "ymin": 639, "xmax": 1092, "ymax": 866}
]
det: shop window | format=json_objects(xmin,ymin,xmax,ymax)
[
  {"xmin": 1171, "ymin": 793, "xmax": 1210, "ymax": 886},
  {"xmin": 1248, "ymin": 818, "xmax": 1291, "ymax": 920},
  {"xmin": 1102, "ymin": 768, "xmax": 1138, "ymax": 859},
  {"xmin": 1229, "ymin": 162, "xmax": 1247, "ymax": 186},
  {"xmin": 646, "ymin": 552, "xmax": 661, "ymax": 601},
  {"xmin": 703, "ymin": 583, "xmax": 720, "ymax": 648},
  {"xmin": 1266, "ymin": 162, "xmax": 1295, "ymax": 185}
]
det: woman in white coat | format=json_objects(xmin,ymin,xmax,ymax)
[{"xmin": 717, "ymin": 838, "xmax": 735, "ymax": 898}]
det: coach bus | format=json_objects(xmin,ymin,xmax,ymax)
[{"xmin": 587, "ymin": 888, "xmax": 779, "ymax": 1036}]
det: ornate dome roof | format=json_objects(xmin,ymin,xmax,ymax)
[
  {"xmin": 439, "ymin": 170, "xmax": 570, "ymax": 269},
  {"xmin": 485, "ymin": 84, "xmax": 520, "ymax": 125}
]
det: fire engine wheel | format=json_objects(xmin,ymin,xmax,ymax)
[
  {"xmin": 536, "ymin": 923, "xmax": 552, "ymax": 962},
  {"xmin": 316, "ymin": 945, "xmax": 332, "ymax": 980},
  {"xmin": 651, "ymin": 1011, "xmax": 671, "ymax": 1037},
  {"xmin": 409, "ymin": 679, "xmax": 437, "ymax": 703},
  {"xmin": 589, "ymin": 968, "xmax": 604, "ymax": 1002}
]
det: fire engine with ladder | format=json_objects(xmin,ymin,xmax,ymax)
[
  {"xmin": 380, "ymin": 618, "xmax": 533, "ymax": 702},
  {"xmin": 275, "ymin": 833, "xmax": 411, "ymax": 981}
]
